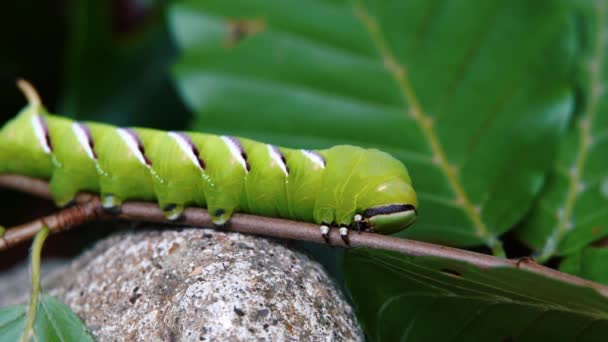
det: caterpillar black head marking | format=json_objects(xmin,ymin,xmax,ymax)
[{"xmin": 361, "ymin": 204, "xmax": 417, "ymax": 233}]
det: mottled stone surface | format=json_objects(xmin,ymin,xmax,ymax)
[{"xmin": 44, "ymin": 228, "xmax": 363, "ymax": 341}]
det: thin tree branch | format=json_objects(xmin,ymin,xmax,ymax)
[
  {"xmin": 1, "ymin": 173, "xmax": 607, "ymax": 295},
  {"xmin": 0, "ymin": 197, "xmax": 102, "ymax": 251},
  {"xmin": 0, "ymin": 174, "xmax": 52, "ymax": 199}
]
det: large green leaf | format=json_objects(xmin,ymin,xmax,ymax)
[
  {"xmin": 59, "ymin": 0, "xmax": 189, "ymax": 129},
  {"xmin": 0, "ymin": 295, "xmax": 93, "ymax": 341},
  {"xmin": 170, "ymin": 0, "xmax": 577, "ymax": 253},
  {"xmin": 516, "ymin": 1, "xmax": 608, "ymax": 262},
  {"xmin": 344, "ymin": 248, "xmax": 608, "ymax": 341},
  {"xmin": 560, "ymin": 246, "xmax": 608, "ymax": 285}
]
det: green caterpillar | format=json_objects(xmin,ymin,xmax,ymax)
[{"xmin": 0, "ymin": 81, "xmax": 418, "ymax": 242}]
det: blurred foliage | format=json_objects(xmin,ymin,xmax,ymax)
[
  {"xmin": 561, "ymin": 246, "xmax": 608, "ymax": 285},
  {"xmin": 344, "ymin": 248, "xmax": 608, "ymax": 341},
  {"xmin": 516, "ymin": 1, "xmax": 608, "ymax": 263},
  {"xmin": 59, "ymin": 0, "xmax": 190, "ymax": 129}
]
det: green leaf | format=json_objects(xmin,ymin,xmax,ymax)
[
  {"xmin": 344, "ymin": 248, "xmax": 608, "ymax": 341},
  {"xmin": 516, "ymin": 2, "xmax": 608, "ymax": 261},
  {"xmin": 0, "ymin": 296, "xmax": 93, "ymax": 342},
  {"xmin": 59, "ymin": 0, "xmax": 189, "ymax": 129},
  {"xmin": 561, "ymin": 246, "xmax": 608, "ymax": 285},
  {"xmin": 0, "ymin": 305, "xmax": 26, "ymax": 341},
  {"xmin": 170, "ymin": 0, "xmax": 577, "ymax": 253}
]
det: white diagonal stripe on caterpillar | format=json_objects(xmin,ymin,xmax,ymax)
[
  {"xmin": 168, "ymin": 132, "xmax": 203, "ymax": 169},
  {"xmin": 72, "ymin": 123, "xmax": 96, "ymax": 160},
  {"xmin": 31, "ymin": 115, "xmax": 51, "ymax": 154},
  {"xmin": 221, "ymin": 135, "xmax": 249, "ymax": 173},
  {"xmin": 301, "ymin": 150, "xmax": 325, "ymax": 169},
  {"xmin": 117, "ymin": 128, "xmax": 149, "ymax": 167},
  {"xmin": 268, "ymin": 144, "xmax": 289, "ymax": 176}
]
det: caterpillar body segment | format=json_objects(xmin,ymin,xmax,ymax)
[{"xmin": 0, "ymin": 82, "xmax": 419, "ymax": 238}]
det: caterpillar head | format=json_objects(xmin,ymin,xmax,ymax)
[
  {"xmin": 354, "ymin": 150, "xmax": 418, "ymax": 234},
  {"xmin": 356, "ymin": 179, "xmax": 418, "ymax": 234}
]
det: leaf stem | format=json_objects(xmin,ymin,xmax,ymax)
[{"xmin": 21, "ymin": 226, "xmax": 50, "ymax": 342}]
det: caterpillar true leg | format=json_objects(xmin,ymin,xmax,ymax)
[
  {"xmin": 320, "ymin": 224, "xmax": 330, "ymax": 244},
  {"xmin": 101, "ymin": 194, "xmax": 122, "ymax": 214},
  {"xmin": 353, "ymin": 214, "xmax": 365, "ymax": 232},
  {"xmin": 339, "ymin": 226, "xmax": 349, "ymax": 245}
]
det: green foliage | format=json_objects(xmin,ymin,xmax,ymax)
[
  {"xmin": 0, "ymin": 228, "xmax": 92, "ymax": 341},
  {"xmin": 561, "ymin": 246, "xmax": 608, "ymax": 285},
  {"xmin": 0, "ymin": 306, "xmax": 25, "ymax": 341},
  {"xmin": 344, "ymin": 248, "xmax": 608, "ymax": 341},
  {"xmin": 170, "ymin": 0, "xmax": 577, "ymax": 256},
  {"xmin": 0, "ymin": 296, "xmax": 93, "ymax": 342},
  {"xmin": 167, "ymin": 0, "xmax": 608, "ymax": 339},
  {"xmin": 516, "ymin": 1, "xmax": 608, "ymax": 262}
]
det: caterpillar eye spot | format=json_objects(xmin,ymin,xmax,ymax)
[{"xmin": 214, "ymin": 209, "xmax": 225, "ymax": 217}]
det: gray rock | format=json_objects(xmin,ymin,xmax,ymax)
[{"xmin": 45, "ymin": 228, "xmax": 363, "ymax": 341}]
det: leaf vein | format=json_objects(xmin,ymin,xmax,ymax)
[{"xmin": 351, "ymin": 0, "xmax": 501, "ymax": 254}]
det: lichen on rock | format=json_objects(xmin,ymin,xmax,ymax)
[{"xmin": 44, "ymin": 228, "xmax": 363, "ymax": 341}]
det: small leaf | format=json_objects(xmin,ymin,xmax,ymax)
[
  {"xmin": 170, "ymin": 0, "xmax": 577, "ymax": 253},
  {"xmin": 34, "ymin": 295, "xmax": 93, "ymax": 341},
  {"xmin": 516, "ymin": 1, "xmax": 608, "ymax": 261},
  {"xmin": 561, "ymin": 246, "xmax": 608, "ymax": 285},
  {"xmin": 0, "ymin": 296, "xmax": 93, "ymax": 341},
  {"xmin": 344, "ymin": 248, "xmax": 608, "ymax": 341},
  {"xmin": 0, "ymin": 305, "xmax": 26, "ymax": 341}
]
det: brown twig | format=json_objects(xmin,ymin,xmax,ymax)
[
  {"xmin": 0, "ymin": 197, "xmax": 102, "ymax": 251},
  {"xmin": 1, "ymin": 173, "xmax": 608, "ymax": 295}
]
